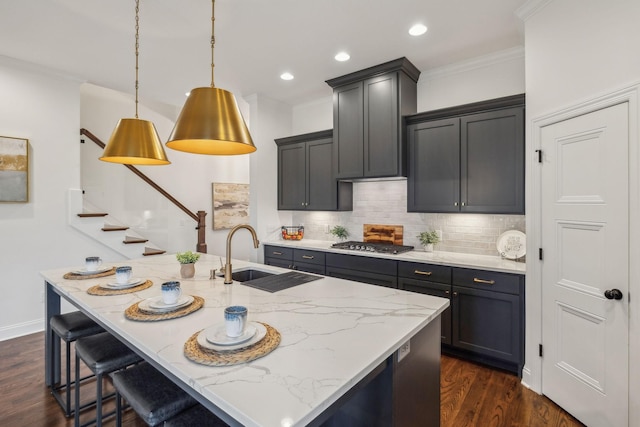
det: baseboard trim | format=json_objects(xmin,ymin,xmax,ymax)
[{"xmin": 0, "ymin": 318, "xmax": 44, "ymax": 342}]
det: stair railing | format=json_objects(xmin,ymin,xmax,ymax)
[{"xmin": 80, "ymin": 128, "xmax": 207, "ymax": 253}]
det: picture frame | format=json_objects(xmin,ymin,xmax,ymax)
[
  {"xmin": 0, "ymin": 136, "xmax": 29, "ymax": 203},
  {"xmin": 212, "ymin": 182, "xmax": 250, "ymax": 230}
]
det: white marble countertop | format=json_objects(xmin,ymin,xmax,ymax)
[
  {"xmin": 41, "ymin": 254, "xmax": 448, "ymax": 427},
  {"xmin": 265, "ymin": 239, "xmax": 526, "ymax": 275}
]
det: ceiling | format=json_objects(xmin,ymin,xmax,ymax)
[{"xmin": 0, "ymin": 0, "xmax": 527, "ymax": 108}]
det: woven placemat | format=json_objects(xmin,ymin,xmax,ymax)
[
  {"xmin": 87, "ymin": 280, "xmax": 153, "ymax": 296},
  {"xmin": 124, "ymin": 295, "xmax": 204, "ymax": 321},
  {"xmin": 184, "ymin": 322, "xmax": 281, "ymax": 366},
  {"xmin": 63, "ymin": 267, "xmax": 116, "ymax": 280}
]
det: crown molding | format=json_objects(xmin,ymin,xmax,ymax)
[
  {"xmin": 515, "ymin": 0, "xmax": 555, "ymax": 22},
  {"xmin": 421, "ymin": 46, "xmax": 524, "ymax": 80}
]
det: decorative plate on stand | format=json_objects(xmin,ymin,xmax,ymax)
[{"xmin": 496, "ymin": 230, "xmax": 526, "ymax": 259}]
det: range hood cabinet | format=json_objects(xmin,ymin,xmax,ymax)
[{"xmin": 326, "ymin": 57, "xmax": 420, "ymax": 180}]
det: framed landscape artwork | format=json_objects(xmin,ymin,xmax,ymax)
[
  {"xmin": 0, "ymin": 136, "xmax": 28, "ymax": 203},
  {"xmin": 212, "ymin": 183, "xmax": 250, "ymax": 230}
]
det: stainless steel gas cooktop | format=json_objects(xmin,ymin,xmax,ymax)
[{"xmin": 331, "ymin": 241, "xmax": 414, "ymax": 255}]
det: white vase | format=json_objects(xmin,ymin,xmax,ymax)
[{"xmin": 423, "ymin": 243, "xmax": 434, "ymax": 253}]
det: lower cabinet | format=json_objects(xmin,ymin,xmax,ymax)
[
  {"xmin": 325, "ymin": 253, "xmax": 397, "ymax": 288},
  {"xmin": 398, "ymin": 262, "xmax": 452, "ymax": 345},
  {"xmin": 264, "ymin": 245, "xmax": 326, "ymax": 275},
  {"xmin": 264, "ymin": 246, "xmax": 525, "ymax": 375},
  {"xmin": 399, "ymin": 261, "xmax": 525, "ymax": 375}
]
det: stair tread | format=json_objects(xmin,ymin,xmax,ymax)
[
  {"xmin": 123, "ymin": 237, "xmax": 149, "ymax": 244},
  {"xmin": 78, "ymin": 213, "xmax": 108, "ymax": 217},
  {"xmin": 143, "ymin": 248, "xmax": 166, "ymax": 256},
  {"xmin": 102, "ymin": 226, "xmax": 129, "ymax": 231}
]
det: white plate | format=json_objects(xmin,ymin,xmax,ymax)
[
  {"xmin": 71, "ymin": 267, "xmax": 112, "ymax": 275},
  {"xmin": 138, "ymin": 295, "xmax": 194, "ymax": 313},
  {"xmin": 205, "ymin": 322, "xmax": 258, "ymax": 346},
  {"xmin": 198, "ymin": 322, "xmax": 267, "ymax": 351},
  {"xmin": 496, "ymin": 230, "xmax": 526, "ymax": 259},
  {"xmin": 100, "ymin": 278, "xmax": 143, "ymax": 289}
]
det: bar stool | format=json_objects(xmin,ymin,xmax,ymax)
[
  {"xmin": 49, "ymin": 311, "xmax": 105, "ymax": 417},
  {"xmin": 163, "ymin": 404, "xmax": 229, "ymax": 427},
  {"xmin": 110, "ymin": 362, "xmax": 197, "ymax": 426},
  {"xmin": 74, "ymin": 331, "xmax": 143, "ymax": 427}
]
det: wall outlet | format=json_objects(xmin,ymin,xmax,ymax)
[
  {"xmin": 40, "ymin": 291, "xmax": 44, "ymax": 303},
  {"xmin": 398, "ymin": 340, "xmax": 410, "ymax": 362},
  {"xmin": 325, "ymin": 224, "xmax": 330, "ymax": 233},
  {"xmin": 436, "ymin": 229, "xmax": 443, "ymax": 240}
]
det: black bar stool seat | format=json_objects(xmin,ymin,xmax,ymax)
[
  {"xmin": 49, "ymin": 311, "xmax": 104, "ymax": 417},
  {"xmin": 110, "ymin": 362, "xmax": 197, "ymax": 426},
  {"xmin": 164, "ymin": 404, "xmax": 229, "ymax": 427},
  {"xmin": 75, "ymin": 331, "xmax": 142, "ymax": 427}
]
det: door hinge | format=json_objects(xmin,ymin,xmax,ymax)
[
  {"xmin": 539, "ymin": 248, "xmax": 543, "ymax": 260},
  {"xmin": 539, "ymin": 344, "xmax": 543, "ymax": 357},
  {"xmin": 535, "ymin": 149, "xmax": 542, "ymax": 163}
]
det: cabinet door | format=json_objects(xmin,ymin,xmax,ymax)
[
  {"xmin": 306, "ymin": 138, "xmax": 336, "ymax": 210},
  {"xmin": 407, "ymin": 118, "xmax": 460, "ymax": 212},
  {"xmin": 461, "ymin": 107, "xmax": 524, "ymax": 213},
  {"xmin": 278, "ymin": 142, "xmax": 306, "ymax": 210},
  {"xmin": 399, "ymin": 278, "xmax": 452, "ymax": 345},
  {"xmin": 364, "ymin": 73, "xmax": 398, "ymax": 178},
  {"xmin": 326, "ymin": 266, "xmax": 397, "ymax": 289},
  {"xmin": 451, "ymin": 285, "xmax": 521, "ymax": 365},
  {"xmin": 333, "ymin": 81, "xmax": 363, "ymax": 179}
]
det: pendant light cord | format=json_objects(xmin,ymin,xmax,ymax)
[
  {"xmin": 211, "ymin": 0, "xmax": 215, "ymax": 88},
  {"xmin": 134, "ymin": 0, "xmax": 140, "ymax": 119}
]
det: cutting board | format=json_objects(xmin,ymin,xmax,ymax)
[{"xmin": 363, "ymin": 224, "xmax": 404, "ymax": 245}]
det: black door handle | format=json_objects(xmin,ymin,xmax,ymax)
[{"xmin": 604, "ymin": 289, "xmax": 623, "ymax": 300}]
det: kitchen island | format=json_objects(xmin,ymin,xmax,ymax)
[{"xmin": 42, "ymin": 253, "xmax": 448, "ymax": 427}]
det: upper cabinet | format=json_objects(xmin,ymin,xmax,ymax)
[
  {"xmin": 326, "ymin": 58, "xmax": 420, "ymax": 179},
  {"xmin": 275, "ymin": 130, "xmax": 352, "ymax": 211},
  {"xmin": 407, "ymin": 94, "xmax": 525, "ymax": 214}
]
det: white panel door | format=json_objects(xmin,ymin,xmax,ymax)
[{"xmin": 541, "ymin": 102, "xmax": 629, "ymax": 427}]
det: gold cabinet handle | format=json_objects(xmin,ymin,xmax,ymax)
[
  {"xmin": 473, "ymin": 277, "xmax": 495, "ymax": 285},
  {"xmin": 302, "ymin": 255, "xmax": 314, "ymax": 259},
  {"xmin": 272, "ymin": 251, "xmax": 283, "ymax": 256},
  {"xmin": 414, "ymin": 270, "xmax": 433, "ymax": 276}
]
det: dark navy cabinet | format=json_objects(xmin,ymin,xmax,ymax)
[
  {"xmin": 326, "ymin": 58, "xmax": 419, "ymax": 180},
  {"xmin": 264, "ymin": 245, "xmax": 326, "ymax": 275},
  {"xmin": 275, "ymin": 130, "xmax": 352, "ymax": 211},
  {"xmin": 325, "ymin": 253, "xmax": 398, "ymax": 288},
  {"xmin": 407, "ymin": 94, "xmax": 525, "ymax": 214},
  {"xmin": 398, "ymin": 262, "xmax": 452, "ymax": 345}
]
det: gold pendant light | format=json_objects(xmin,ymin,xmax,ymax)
[
  {"xmin": 166, "ymin": 0, "xmax": 256, "ymax": 155},
  {"xmin": 100, "ymin": 0, "xmax": 170, "ymax": 165}
]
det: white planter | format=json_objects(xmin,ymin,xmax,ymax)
[{"xmin": 423, "ymin": 243, "xmax": 434, "ymax": 253}]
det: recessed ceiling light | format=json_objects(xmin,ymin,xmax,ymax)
[
  {"xmin": 280, "ymin": 72, "xmax": 294, "ymax": 81},
  {"xmin": 409, "ymin": 24, "xmax": 427, "ymax": 36},
  {"xmin": 334, "ymin": 52, "xmax": 350, "ymax": 62}
]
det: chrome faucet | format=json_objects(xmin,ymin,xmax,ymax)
[{"xmin": 224, "ymin": 224, "xmax": 260, "ymax": 284}]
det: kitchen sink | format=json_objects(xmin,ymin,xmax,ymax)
[{"xmin": 231, "ymin": 268, "xmax": 276, "ymax": 282}]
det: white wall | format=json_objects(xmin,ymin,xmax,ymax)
[
  {"xmin": 0, "ymin": 58, "xmax": 125, "ymax": 340},
  {"xmin": 521, "ymin": 0, "xmax": 640, "ymax": 423},
  {"xmin": 417, "ymin": 47, "xmax": 525, "ymax": 112},
  {"xmin": 291, "ymin": 96, "xmax": 333, "ymax": 135}
]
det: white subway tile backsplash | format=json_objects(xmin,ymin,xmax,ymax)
[{"xmin": 291, "ymin": 180, "xmax": 525, "ymax": 256}]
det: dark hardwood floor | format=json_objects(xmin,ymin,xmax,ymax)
[{"xmin": 0, "ymin": 332, "xmax": 584, "ymax": 426}]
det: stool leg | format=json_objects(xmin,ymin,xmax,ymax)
[
  {"xmin": 74, "ymin": 352, "xmax": 81, "ymax": 427},
  {"xmin": 96, "ymin": 373, "xmax": 103, "ymax": 427},
  {"xmin": 115, "ymin": 390, "xmax": 122, "ymax": 427},
  {"xmin": 65, "ymin": 339, "xmax": 72, "ymax": 416}
]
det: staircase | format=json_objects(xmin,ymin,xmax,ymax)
[{"xmin": 68, "ymin": 189, "xmax": 166, "ymax": 259}]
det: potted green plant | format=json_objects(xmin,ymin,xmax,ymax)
[
  {"xmin": 330, "ymin": 225, "xmax": 349, "ymax": 241},
  {"xmin": 417, "ymin": 230, "xmax": 440, "ymax": 252},
  {"xmin": 176, "ymin": 251, "xmax": 200, "ymax": 278}
]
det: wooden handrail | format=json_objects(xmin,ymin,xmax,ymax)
[{"xmin": 80, "ymin": 128, "xmax": 207, "ymax": 253}]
